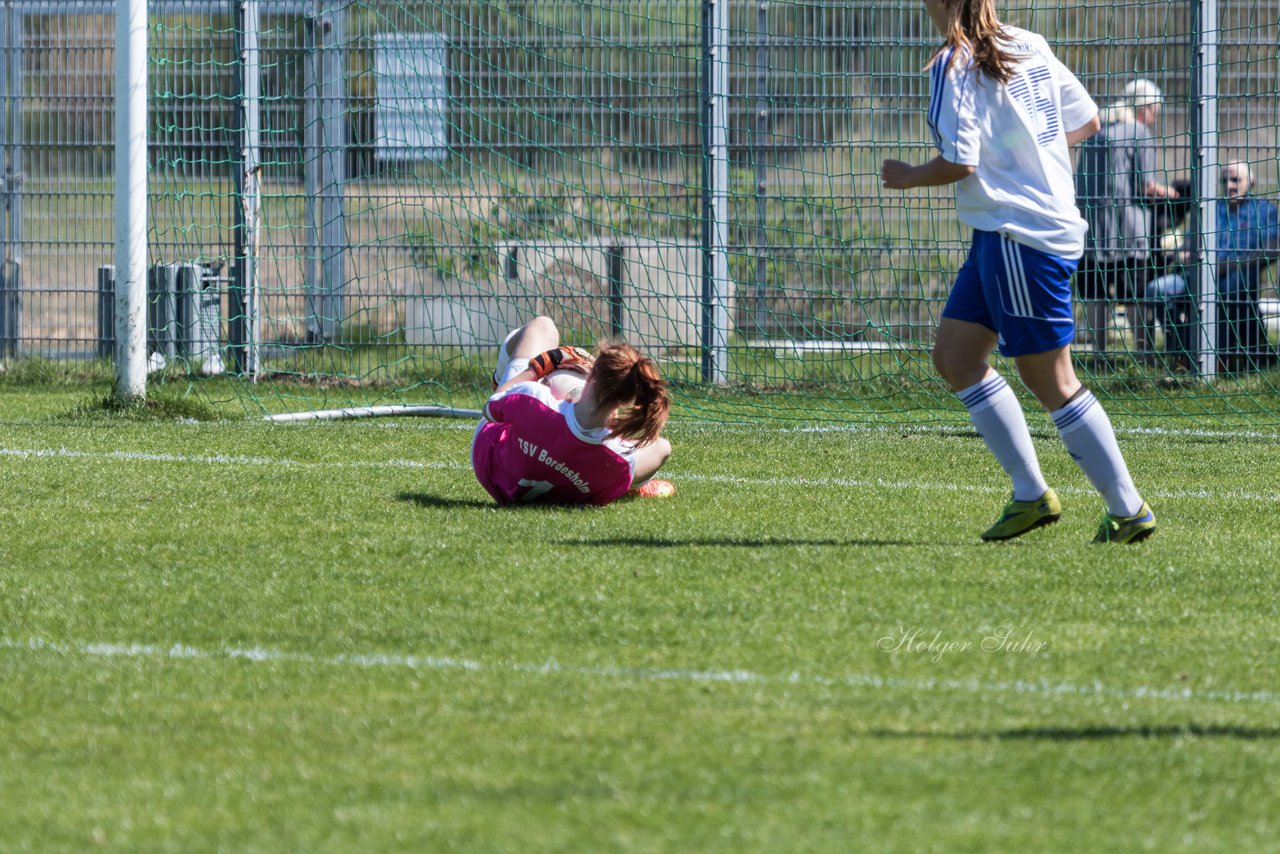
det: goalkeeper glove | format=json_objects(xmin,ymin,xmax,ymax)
[{"xmin": 528, "ymin": 346, "xmax": 594, "ymax": 379}]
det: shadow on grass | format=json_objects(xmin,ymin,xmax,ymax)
[
  {"xmin": 867, "ymin": 725, "xmax": 1280, "ymax": 740},
  {"xmin": 396, "ymin": 492, "xmax": 604, "ymax": 513},
  {"xmin": 396, "ymin": 492, "xmax": 494, "ymax": 510},
  {"xmin": 554, "ymin": 536, "xmax": 934, "ymax": 548},
  {"xmin": 393, "ymin": 495, "xmax": 934, "ymax": 545}
]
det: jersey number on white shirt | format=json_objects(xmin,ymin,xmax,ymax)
[{"xmin": 1007, "ymin": 64, "xmax": 1061, "ymax": 147}]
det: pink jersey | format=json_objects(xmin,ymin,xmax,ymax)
[{"xmin": 472, "ymin": 382, "xmax": 636, "ymax": 505}]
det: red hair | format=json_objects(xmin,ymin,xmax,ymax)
[{"xmin": 588, "ymin": 343, "xmax": 670, "ymax": 445}]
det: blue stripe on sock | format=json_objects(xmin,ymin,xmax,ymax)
[
  {"xmin": 1053, "ymin": 399, "xmax": 1095, "ymax": 432},
  {"xmin": 1052, "ymin": 391, "xmax": 1097, "ymax": 431},
  {"xmin": 959, "ymin": 375, "xmax": 1009, "ymax": 410},
  {"xmin": 961, "ymin": 376, "xmax": 1007, "ymax": 408}
]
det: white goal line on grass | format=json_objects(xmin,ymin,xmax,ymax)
[
  {"xmin": 3, "ymin": 635, "xmax": 1277, "ymax": 708},
  {"xmin": 782, "ymin": 423, "xmax": 1280, "ymax": 441},
  {"xmin": 1, "ymin": 445, "xmax": 1277, "ymax": 504},
  {"xmin": 0, "ymin": 446, "xmax": 461, "ymax": 472},
  {"xmin": 268, "ymin": 416, "xmax": 1280, "ymax": 443}
]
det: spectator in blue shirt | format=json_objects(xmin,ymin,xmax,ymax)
[{"xmin": 1147, "ymin": 161, "xmax": 1280, "ymax": 370}]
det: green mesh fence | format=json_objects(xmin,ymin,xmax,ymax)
[{"xmin": 20, "ymin": 1, "xmax": 1279, "ymax": 425}]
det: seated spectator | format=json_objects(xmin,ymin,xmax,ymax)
[{"xmin": 1146, "ymin": 161, "xmax": 1280, "ymax": 372}]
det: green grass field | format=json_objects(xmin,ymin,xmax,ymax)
[{"xmin": 3, "ymin": 379, "xmax": 1280, "ymax": 852}]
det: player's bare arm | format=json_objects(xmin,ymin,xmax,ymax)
[
  {"xmin": 1064, "ymin": 115, "xmax": 1101, "ymax": 146},
  {"xmin": 880, "ymin": 156, "xmax": 975, "ymax": 190}
]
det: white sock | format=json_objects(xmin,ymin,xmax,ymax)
[
  {"xmin": 958, "ymin": 374, "xmax": 1049, "ymax": 502},
  {"xmin": 492, "ymin": 327, "xmax": 531, "ymax": 387},
  {"xmin": 1051, "ymin": 389, "xmax": 1143, "ymax": 517}
]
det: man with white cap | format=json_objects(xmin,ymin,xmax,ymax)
[{"xmin": 1074, "ymin": 78, "xmax": 1179, "ymax": 362}]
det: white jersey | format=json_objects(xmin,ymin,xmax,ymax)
[{"xmin": 928, "ymin": 26, "xmax": 1098, "ymax": 257}]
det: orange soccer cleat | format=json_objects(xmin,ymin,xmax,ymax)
[{"xmin": 629, "ymin": 479, "xmax": 675, "ymax": 499}]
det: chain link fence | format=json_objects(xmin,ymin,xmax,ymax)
[{"xmin": 1, "ymin": 1, "xmax": 1276, "ymax": 386}]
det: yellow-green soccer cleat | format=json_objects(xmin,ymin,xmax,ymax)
[
  {"xmin": 980, "ymin": 489, "xmax": 1062, "ymax": 541},
  {"xmin": 1093, "ymin": 502, "xmax": 1157, "ymax": 544}
]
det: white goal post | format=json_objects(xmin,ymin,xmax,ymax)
[{"xmin": 114, "ymin": 0, "xmax": 148, "ymax": 403}]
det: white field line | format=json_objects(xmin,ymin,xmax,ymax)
[
  {"xmin": 675, "ymin": 472, "xmax": 1280, "ymax": 505},
  {"xmin": 3, "ymin": 636, "xmax": 1277, "ymax": 707},
  {"xmin": 1, "ymin": 445, "xmax": 1277, "ymax": 504},
  {"xmin": 781, "ymin": 422, "xmax": 1280, "ymax": 441},
  {"xmin": 5, "ymin": 414, "xmax": 1275, "ymax": 442},
  {"xmin": 274, "ymin": 418, "xmax": 1280, "ymax": 442},
  {"xmin": 0, "ymin": 446, "xmax": 465, "ymax": 472}
]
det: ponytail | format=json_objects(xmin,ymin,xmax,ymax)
[
  {"xmin": 588, "ymin": 343, "xmax": 671, "ymax": 445},
  {"xmin": 927, "ymin": 0, "xmax": 1017, "ymax": 84}
]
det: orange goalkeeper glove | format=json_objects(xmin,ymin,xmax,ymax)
[{"xmin": 528, "ymin": 346, "xmax": 595, "ymax": 379}]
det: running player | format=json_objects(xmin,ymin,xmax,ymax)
[{"xmin": 880, "ymin": 0, "xmax": 1155, "ymax": 543}]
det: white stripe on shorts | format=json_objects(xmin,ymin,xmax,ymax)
[{"xmin": 1001, "ymin": 235, "xmax": 1034, "ymax": 318}]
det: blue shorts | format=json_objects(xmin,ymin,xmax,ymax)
[{"xmin": 942, "ymin": 230, "xmax": 1078, "ymax": 357}]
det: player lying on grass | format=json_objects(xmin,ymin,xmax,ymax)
[
  {"xmin": 472, "ymin": 316, "xmax": 675, "ymax": 506},
  {"xmin": 879, "ymin": 0, "xmax": 1155, "ymax": 543}
]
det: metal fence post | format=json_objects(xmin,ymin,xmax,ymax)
[
  {"xmin": 230, "ymin": 0, "xmax": 261, "ymax": 377},
  {"xmin": 1191, "ymin": 0, "xmax": 1220, "ymax": 379},
  {"xmin": 752, "ymin": 0, "xmax": 770, "ymax": 338},
  {"xmin": 303, "ymin": 9, "xmax": 322, "ymax": 341},
  {"xmin": 700, "ymin": 0, "xmax": 730, "ymax": 384},
  {"xmin": 321, "ymin": 3, "xmax": 347, "ymax": 342},
  {"xmin": 607, "ymin": 244, "xmax": 626, "ymax": 338},
  {"xmin": 303, "ymin": 1, "xmax": 347, "ymax": 344},
  {"xmin": 0, "ymin": 2, "xmax": 23, "ymax": 360}
]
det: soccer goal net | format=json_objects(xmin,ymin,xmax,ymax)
[{"xmin": 11, "ymin": 1, "xmax": 1280, "ymax": 425}]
